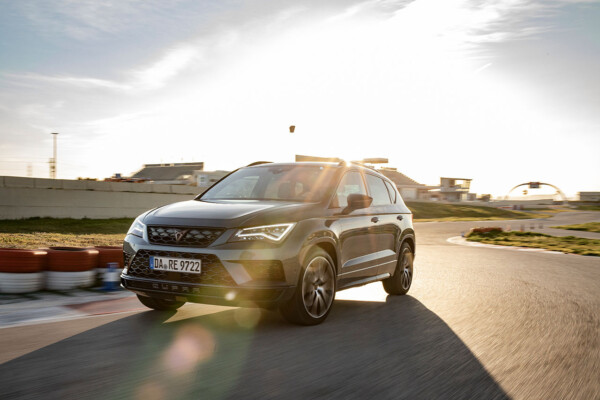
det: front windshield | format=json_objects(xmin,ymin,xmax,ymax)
[{"xmin": 200, "ymin": 165, "xmax": 337, "ymax": 202}]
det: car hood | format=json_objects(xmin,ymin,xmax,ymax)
[{"xmin": 143, "ymin": 199, "xmax": 320, "ymax": 228}]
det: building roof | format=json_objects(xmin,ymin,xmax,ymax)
[
  {"xmin": 440, "ymin": 177, "xmax": 472, "ymax": 181},
  {"xmin": 295, "ymin": 154, "xmax": 343, "ymax": 163},
  {"xmin": 378, "ymin": 168, "xmax": 425, "ymax": 187},
  {"xmin": 130, "ymin": 162, "xmax": 204, "ymax": 181}
]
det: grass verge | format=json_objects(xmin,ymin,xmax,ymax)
[
  {"xmin": 0, "ymin": 233, "xmax": 124, "ymax": 249},
  {"xmin": 0, "ymin": 217, "xmax": 134, "ymax": 234},
  {"xmin": 575, "ymin": 205, "xmax": 600, "ymax": 211},
  {"xmin": 406, "ymin": 202, "xmax": 549, "ymax": 222},
  {"xmin": 551, "ymin": 222, "xmax": 600, "ymax": 233},
  {"xmin": 466, "ymin": 230, "xmax": 600, "ymax": 256},
  {"xmin": 0, "ymin": 218, "xmax": 131, "ymax": 248}
]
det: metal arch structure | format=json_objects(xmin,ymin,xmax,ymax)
[{"xmin": 505, "ymin": 182, "xmax": 568, "ymax": 201}]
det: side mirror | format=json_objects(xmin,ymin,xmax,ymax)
[{"xmin": 342, "ymin": 193, "xmax": 372, "ymax": 214}]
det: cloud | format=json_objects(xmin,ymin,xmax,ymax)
[
  {"xmin": 4, "ymin": 73, "xmax": 131, "ymax": 91},
  {"xmin": 2, "ymin": 44, "xmax": 199, "ymax": 92},
  {"xmin": 132, "ymin": 46, "xmax": 200, "ymax": 90},
  {"xmin": 475, "ymin": 62, "xmax": 493, "ymax": 73},
  {"xmin": 15, "ymin": 0, "xmax": 193, "ymax": 40}
]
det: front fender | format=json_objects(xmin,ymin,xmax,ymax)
[{"xmin": 299, "ymin": 232, "xmax": 339, "ymax": 267}]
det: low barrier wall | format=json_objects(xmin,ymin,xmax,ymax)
[{"xmin": 0, "ymin": 176, "xmax": 205, "ymax": 219}]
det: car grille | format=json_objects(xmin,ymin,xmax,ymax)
[
  {"xmin": 127, "ymin": 250, "xmax": 236, "ymax": 286},
  {"xmin": 147, "ymin": 226, "xmax": 225, "ymax": 247},
  {"xmin": 123, "ymin": 251, "xmax": 133, "ymax": 267},
  {"xmin": 241, "ymin": 260, "xmax": 285, "ymax": 282}
]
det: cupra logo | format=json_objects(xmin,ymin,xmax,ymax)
[{"xmin": 174, "ymin": 230, "xmax": 187, "ymax": 242}]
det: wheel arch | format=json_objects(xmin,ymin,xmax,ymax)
[
  {"xmin": 299, "ymin": 237, "xmax": 339, "ymax": 275},
  {"xmin": 400, "ymin": 231, "xmax": 416, "ymax": 257}
]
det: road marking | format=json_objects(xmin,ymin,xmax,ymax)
[{"xmin": 447, "ymin": 236, "xmax": 566, "ymax": 255}]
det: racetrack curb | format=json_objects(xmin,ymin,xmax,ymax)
[{"xmin": 0, "ymin": 290, "xmax": 138, "ymax": 329}]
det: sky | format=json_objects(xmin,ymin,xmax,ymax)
[{"xmin": 0, "ymin": 0, "xmax": 598, "ymax": 198}]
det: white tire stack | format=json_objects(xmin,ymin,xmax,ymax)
[
  {"xmin": 0, "ymin": 249, "xmax": 47, "ymax": 294},
  {"xmin": 45, "ymin": 270, "xmax": 97, "ymax": 290},
  {"xmin": 0, "ymin": 272, "xmax": 45, "ymax": 294}
]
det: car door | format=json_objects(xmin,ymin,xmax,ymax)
[
  {"xmin": 332, "ymin": 170, "xmax": 380, "ymax": 286},
  {"xmin": 363, "ymin": 173, "xmax": 401, "ymax": 276}
]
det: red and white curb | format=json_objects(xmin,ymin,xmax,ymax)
[
  {"xmin": 447, "ymin": 236, "xmax": 566, "ymax": 255},
  {"xmin": 0, "ymin": 291, "xmax": 141, "ymax": 329}
]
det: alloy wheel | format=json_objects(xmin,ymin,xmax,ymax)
[
  {"xmin": 400, "ymin": 250, "xmax": 413, "ymax": 290},
  {"xmin": 301, "ymin": 256, "xmax": 335, "ymax": 318}
]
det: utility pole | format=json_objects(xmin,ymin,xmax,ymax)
[{"xmin": 50, "ymin": 132, "xmax": 59, "ymax": 179}]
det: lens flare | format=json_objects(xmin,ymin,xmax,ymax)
[
  {"xmin": 225, "ymin": 290, "xmax": 237, "ymax": 301},
  {"xmin": 135, "ymin": 382, "xmax": 165, "ymax": 400},
  {"xmin": 233, "ymin": 306, "xmax": 261, "ymax": 328},
  {"xmin": 162, "ymin": 324, "xmax": 215, "ymax": 375}
]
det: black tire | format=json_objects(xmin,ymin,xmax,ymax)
[
  {"xmin": 279, "ymin": 247, "xmax": 336, "ymax": 325},
  {"xmin": 137, "ymin": 294, "xmax": 185, "ymax": 311},
  {"xmin": 382, "ymin": 243, "xmax": 414, "ymax": 295}
]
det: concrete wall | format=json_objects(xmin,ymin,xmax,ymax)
[
  {"xmin": 579, "ymin": 192, "xmax": 600, "ymax": 202},
  {"xmin": 399, "ymin": 188, "xmax": 417, "ymax": 200},
  {"xmin": 0, "ymin": 176, "xmax": 206, "ymax": 219}
]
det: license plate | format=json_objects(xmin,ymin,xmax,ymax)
[{"xmin": 149, "ymin": 256, "xmax": 201, "ymax": 274}]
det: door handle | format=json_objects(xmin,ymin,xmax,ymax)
[
  {"xmin": 371, "ymin": 217, "xmax": 379, "ymax": 223},
  {"xmin": 397, "ymin": 215, "xmax": 403, "ymax": 221}
]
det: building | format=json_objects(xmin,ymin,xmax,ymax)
[
  {"xmin": 194, "ymin": 170, "xmax": 230, "ymax": 189},
  {"xmin": 129, "ymin": 162, "xmax": 204, "ymax": 185},
  {"xmin": 377, "ymin": 167, "xmax": 433, "ymax": 201},
  {"xmin": 429, "ymin": 177, "xmax": 476, "ymax": 202},
  {"xmin": 578, "ymin": 192, "xmax": 600, "ymax": 202}
]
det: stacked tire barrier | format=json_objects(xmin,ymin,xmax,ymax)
[
  {"xmin": 0, "ymin": 249, "xmax": 47, "ymax": 293},
  {"xmin": 0, "ymin": 246, "xmax": 124, "ymax": 293},
  {"xmin": 45, "ymin": 247, "xmax": 99, "ymax": 290},
  {"xmin": 93, "ymin": 246, "xmax": 124, "ymax": 278}
]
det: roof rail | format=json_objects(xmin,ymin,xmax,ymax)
[{"xmin": 246, "ymin": 161, "xmax": 273, "ymax": 167}]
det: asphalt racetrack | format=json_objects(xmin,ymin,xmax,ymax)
[{"xmin": 1, "ymin": 212, "xmax": 599, "ymax": 399}]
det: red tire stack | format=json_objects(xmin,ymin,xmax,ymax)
[
  {"xmin": 45, "ymin": 247, "xmax": 99, "ymax": 290},
  {"xmin": 92, "ymin": 246, "xmax": 124, "ymax": 284},
  {"xmin": 0, "ymin": 249, "xmax": 47, "ymax": 293},
  {"xmin": 93, "ymin": 246, "xmax": 124, "ymax": 269}
]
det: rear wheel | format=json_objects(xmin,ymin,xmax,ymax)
[
  {"xmin": 280, "ymin": 247, "xmax": 336, "ymax": 325},
  {"xmin": 382, "ymin": 243, "xmax": 413, "ymax": 295},
  {"xmin": 137, "ymin": 294, "xmax": 185, "ymax": 311}
]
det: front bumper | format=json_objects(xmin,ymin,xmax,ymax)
[
  {"xmin": 121, "ymin": 275, "xmax": 295, "ymax": 308},
  {"xmin": 121, "ymin": 231, "xmax": 302, "ymax": 308}
]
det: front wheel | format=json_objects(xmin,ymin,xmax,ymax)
[
  {"xmin": 279, "ymin": 247, "xmax": 336, "ymax": 325},
  {"xmin": 137, "ymin": 294, "xmax": 185, "ymax": 311},
  {"xmin": 382, "ymin": 243, "xmax": 414, "ymax": 295}
]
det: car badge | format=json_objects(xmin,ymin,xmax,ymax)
[{"xmin": 174, "ymin": 230, "xmax": 186, "ymax": 242}]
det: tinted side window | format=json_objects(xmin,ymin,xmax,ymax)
[
  {"xmin": 333, "ymin": 171, "xmax": 367, "ymax": 208},
  {"xmin": 365, "ymin": 174, "xmax": 392, "ymax": 206},
  {"xmin": 384, "ymin": 180, "xmax": 397, "ymax": 203}
]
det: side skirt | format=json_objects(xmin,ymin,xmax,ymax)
[{"xmin": 337, "ymin": 273, "xmax": 391, "ymax": 291}]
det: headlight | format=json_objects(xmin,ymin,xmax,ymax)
[
  {"xmin": 127, "ymin": 217, "xmax": 146, "ymax": 238},
  {"xmin": 230, "ymin": 223, "xmax": 295, "ymax": 242}
]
